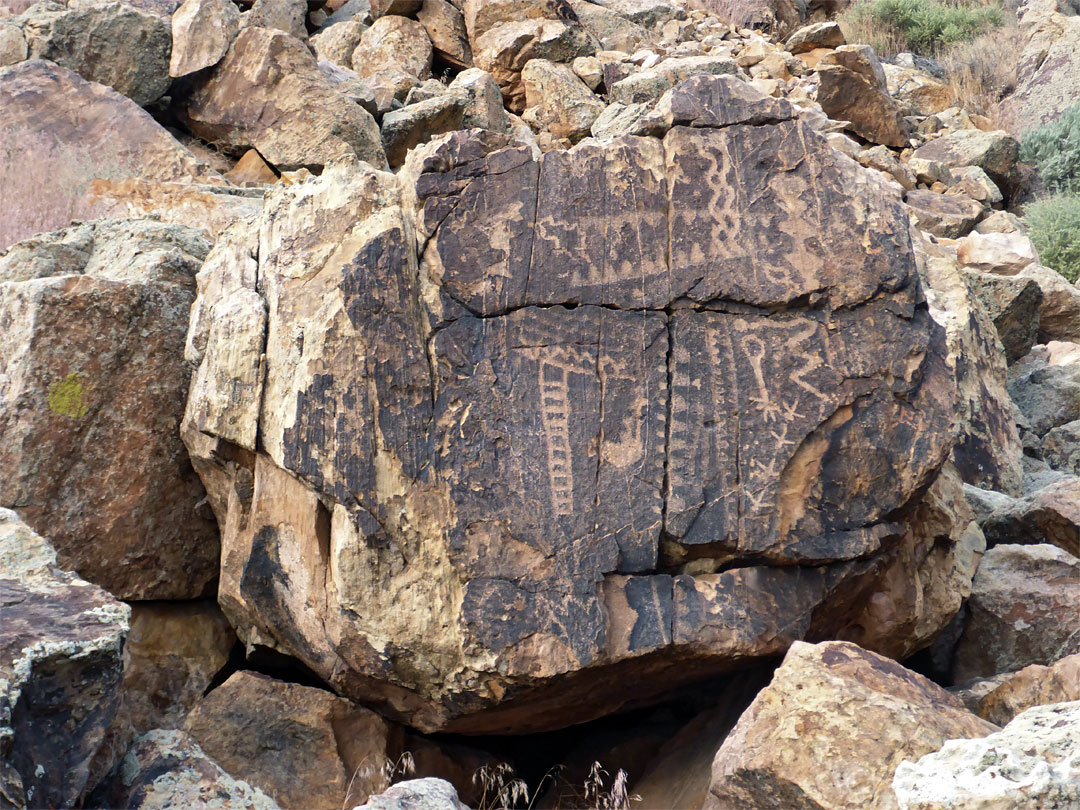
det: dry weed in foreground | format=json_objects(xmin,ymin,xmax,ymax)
[
  {"xmin": 343, "ymin": 751, "xmax": 416, "ymax": 809},
  {"xmin": 0, "ymin": 126, "xmax": 133, "ymax": 252}
]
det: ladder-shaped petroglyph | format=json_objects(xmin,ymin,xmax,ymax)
[{"xmin": 538, "ymin": 345, "xmax": 591, "ymax": 517}]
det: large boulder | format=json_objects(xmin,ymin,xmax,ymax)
[
  {"xmin": 974, "ymin": 653, "xmax": 1080, "ymax": 726},
  {"xmin": 521, "ymin": 57, "xmax": 604, "ymax": 141},
  {"xmin": 0, "ymin": 59, "xmax": 218, "ymax": 250},
  {"xmin": 952, "ymin": 543, "xmax": 1080, "ymax": 682},
  {"xmin": 1008, "ymin": 342, "xmax": 1080, "ymax": 438},
  {"xmin": 178, "ymin": 27, "xmax": 387, "ymax": 171},
  {"xmin": 0, "ymin": 508, "xmax": 130, "ymax": 809},
  {"xmin": 706, "ymin": 641, "xmax": 998, "ymax": 810},
  {"xmin": 354, "ymin": 779, "xmax": 468, "ymax": 810},
  {"xmin": 183, "ymin": 77, "xmax": 957, "ymax": 734},
  {"xmin": 88, "ymin": 730, "xmax": 282, "ymax": 810},
  {"xmin": 16, "ymin": 0, "xmax": 172, "ymax": 105},
  {"xmin": 0, "ymin": 219, "xmax": 220, "ymax": 600},
  {"xmin": 964, "ymin": 269, "xmax": 1043, "ymax": 363},
  {"xmin": 893, "ymin": 701, "xmax": 1080, "ymax": 810}
]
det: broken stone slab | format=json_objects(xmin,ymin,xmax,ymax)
[
  {"xmin": 964, "ymin": 269, "xmax": 1042, "ymax": 363},
  {"xmin": 980, "ymin": 477, "xmax": 1080, "ymax": 557},
  {"xmin": 906, "ymin": 189, "xmax": 985, "ymax": 238},
  {"xmin": 0, "ymin": 508, "xmax": 130, "ymax": 809},
  {"xmin": 522, "ymin": 57, "xmax": 604, "ymax": 142},
  {"xmin": 975, "ymin": 654, "xmax": 1080, "ymax": 726},
  {"xmin": 707, "ymin": 641, "xmax": 998, "ymax": 810},
  {"xmin": 911, "ymin": 129, "xmax": 1021, "ymax": 201}
]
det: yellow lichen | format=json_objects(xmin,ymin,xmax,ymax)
[{"xmin": 48, "ymin": 372, "xmax": 88, "ymax": 418}]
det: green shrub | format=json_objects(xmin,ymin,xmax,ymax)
[
  {"xmin": 1020, "ymin": 102, "xmax": 1080, "ymax": 195},
  {"xmin": 1025, "ymin": 195, "xmax": 1080, "ymax": 283},
  {"xmin": 843, "ymin": 0, "xmax": 1003, "ymax": 55}
]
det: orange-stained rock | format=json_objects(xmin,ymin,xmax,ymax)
[
  {"xmin": 707, "ymin": 641, "xmax": 999, "ymax": 810},
  {"xmin": 976, "ymin": 654, "xmax": 1080, "ymax": 726}
]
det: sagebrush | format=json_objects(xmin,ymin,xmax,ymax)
[
  {"xmin": 1025, "ymin": 195, "xmax": 1080, "ymax": 283},
  {"xmin": 1020, "ymin": 102, "xmax": 1080, "ymax": 195},
  {"xmin": 840, "ymin": 0, "xmax": 1004, "ymax": 56}
]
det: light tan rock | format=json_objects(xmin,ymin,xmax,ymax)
[
  {"xmin": 170, "ymin": 0, "xmax": 240, "ymax": 76},
  {"xmin": 0, "ymin": 219, "xmax": 221, "ymax": 600},
  {"xmin": 522, "ymin": 57, "xmax": 604, "ymax": 141},
  {"xmin": 185, "ymin": 671, "xmax": 401, "ymax": 810},
  {"xmin": 955, "ymin": 230, "xmax": 1038, "ymax": 275},
  {"xmin": 1002, "ymin": 0, "xmax": 1080, "ymax": 131},
  {"xmin": 976, "ymin": 654, "xmax": 1080, "ymax": 726},
  {"xmin": 1016, "ymin": 262, "xmax": 1080, "ymax": 343},
  {"xmin": 707, "ymin": 641, "xmax": 999, "ymax": 810},
  {"xmin": 0, "ymin": 20, "xmax": 27, "ymax": 66},
  {"xmin": 912, "ymin": 129, "xmax": 1021, "ymax": 201},
  {"xmin": 883, "ymin": 62, "xmax": 953, "ymax": 115},
  {"xmin": 310, "ymin": 18, "xmax": 369, "ymax": 67},
  {"xmin": 225, "ymin": 148, "xmax": 279, "ymax": 185},
  {"xmin": 568, "ymin": 0, "xmax": 650, "ymax": 52},
  {"xmin": 448, "ymin": 66, "xmax": 509, "ymax": 130},
  {"xmin": 784, "ymin": 20, "xmax": 843, "ymax": 53},
  {"xmin": 915, "ymin": 232, "xmax": 1024, "ymax": 495},
  {"xmin": 82, "ymin": 177, "xmax": 263, "ymax": 240},
  {"xmin": 180, "ymin": 27, "xmax": 386, "ymax": 170}
]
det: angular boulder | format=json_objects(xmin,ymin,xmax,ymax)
[
  {"xmin": 0, "ymin": 219, "xmax": 220, "ymax": 600},
  {"xmin": 817, "ymin": 45, "xmax": 910, "ymax": 148},
  {"xmin": 952, "ymin": 543, "xmax": 1080, "ymax": 682},
  {"xmin": 0, "ymin": 508, "xmax": 130, "ymax": 809},
  {"xmin": 893, "ymin": 701, "xmax": 1080, "ymax": 810},
  {"xmin": 88, "ymin": 730, "xmax": 282, "ymax": 810},
  {"xmin": 911, "ymin": 129, "xmax": 1021, "ymax": 201},
  {"xmin": 179, "ymin": 27, "xmax": 387, "ymax": 170},
  {"xmin": 905, "ymin": 189, "xmax": 984, "ymax": 238},
  {"xmin": 170, "ymin": 0, "xmax": 240, "ymax": 77},
  {"xmin": 184, "ymin": 77, "xmax": 956, "ymax": 733},
  {"xmin": 964, "ymin": 269, "xmax": 1043, "ymax": 363},
  {"xmin": 1043, "ymin": 419, "xmax": 1080, "ymax": 475},
  {"xmin": 185, "ymin": 671, "xmax": 400, "ymax": 810},
  {"xmin": 707, "ymin": 641, "xmax": 998, "ymax": 810},
  {"xmin": 1002, "ymin": 0, "xmax": 1080, "ymax": 130},
  {"xmin": 521, "ymin": 57, "xmax": 604, "ymax": 141},
  {"xmin": 17, "ymin": 0, "xmax": 172, "ymax": 105}
]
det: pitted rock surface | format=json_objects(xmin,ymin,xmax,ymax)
[{"xmin": 184, "ymin": 76, "xmax": 956, "ymax": 733}]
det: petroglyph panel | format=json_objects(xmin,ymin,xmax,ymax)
[
  {"xmin": 665, "ymin": 120, "xmax": 915, "ymax": 309},
  {"xmin": 432, "ymin": 306, "xmax": 668, "ymax": 585}
]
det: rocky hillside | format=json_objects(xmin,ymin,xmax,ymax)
[{"xmin": 1, "ymin": 0, "xmax": 1079, "ymax": 805}]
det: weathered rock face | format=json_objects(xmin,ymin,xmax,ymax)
[
  {"xmin": 893, "ymin": 701, "xmax": 1080, "ymax": 810},
  {"xmin": 121, "ymin": 602, "xmax": 236, "ymax": 733},
  {"xmin": 184, "ymin": 77, "xmax": 956, "ymax": 733},
  {"xmin": 1002, "ymin": 0, "xmax": 1080, "ymax": 130},
  {"xmin": 911, "ymin": 130, "xmax": 1021, "ymax": 201},
  {"xmin": 916, "ymin": 233, "xmax": 1023, "ymax": 495},
  {"xmin": 952, "ymin": 543, "xmax": 1080, "ymax": 683},
  {"xmin": 88, "ymin": 730, "xmax": 283, "ymax": 810},
  {"xmin": 964, "ymin": 270, "xmax": 1043, "ymax": 363},
  {"xmin": 354, "ymin": 778, "xmax": 468, "ymax": 810},
  {"xmin": 0, "ymin": 219, "xmax": 220, "ymax": 600},
  {"xmin": 0, "ymin": 59, "xmax": 219, "ymax": 250},
  {"xmin": 185, "ymin": 671, "xmax": 399, "ymax": 810},
  {"xmin": 0, "ymin": 508, "xmax": 130, "ymax": 810},
  {"xmin": 706, "ymin": 641, "xmax": 998, "ymax": 810},
  {"xmin": 178, "ymin": 27, "xmax": 387, "ymax": 170},
  {"xmin": 16, "ymin": 0, "xmax": 172, "ymax": 106},
  {"xmin": 975, "ymin": 653, "xmax": 1080, "ymax": 726}
]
